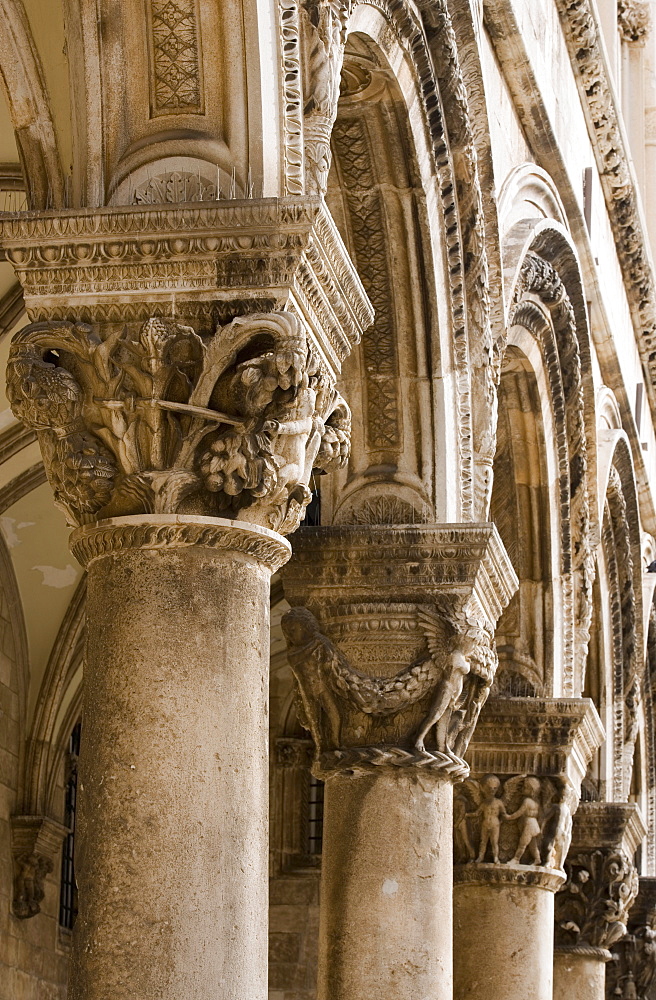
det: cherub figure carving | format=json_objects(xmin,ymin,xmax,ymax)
[
  {"xmin": 505, "ymin": 776, "xmax": 543, "ymax": 865},
  {"xmin": 473, "ymin": 775, "xmax": 507, "ymax": 864}
]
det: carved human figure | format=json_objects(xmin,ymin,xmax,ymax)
[
  {"xmin": 472, "ymin": 774, "xmax": 507, "ymax": 864},
  {"xmin": 12, "ymin": 852, "xmax": 52, "ymax": 919},
  {"xmin": 414, "ymin": 638, "xmax": 473, "ymax": 760},
  {"xmin": 506, "ymin": 776, "xmax": 543, "ymax": 865},
  {"xmin": 454, "ymin": 794, "xmax": 476, "ymax": 863}
]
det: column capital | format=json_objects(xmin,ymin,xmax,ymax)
[
  {"xmin": 453, "ymin": 698, "xmax": 604, "ymax": 889},
  {"xmin": 281, "ymin": 524, "xmax": 517, "ymax": 780},
  {"xmin": 554, "ymin": 802, "xmax": 645, "ymax": 957},
  {"xmin": 606, "ymin": 876, "xmax": 656, "ymax": 999},
  {"xmin": 3, "ymin": 198, "xmax": 372, "ymax": 536}
]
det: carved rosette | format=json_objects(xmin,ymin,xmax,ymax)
[
  {"xmin": 606, "ymin": 877, "xmax": 656, "ymax": 999},
  {"xmin": 281, "ymin": 524, "xmax": 518, "ymax": 780},
  {"xmin": 454, "ymin": 698, "xmax": 604, "ymax": 891},
  {"xmin": 554, "ymin": 803, "xmax": 645, "ymax": 959}
]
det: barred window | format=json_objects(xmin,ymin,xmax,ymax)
[
  {"xmin": 306, "ymin": 774, "xmax": 324, "ymax": 856},
  {"xmin": 59, "ymin": 722, "xmax": 81, "ymax": 930}
]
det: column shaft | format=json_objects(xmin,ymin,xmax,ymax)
[
  {"xmin": 553, "ymin": 951, "xmax": 606, "ymax": 1000},
  {"xmin": 454, "ymin": 881, "xmax": 555, "ymax": 1000},
  {"xmin": 69, "ymin": 517, "xmax": 287, "ymax": 1000},
  {"xmin": 319, "ymin": 771, "xmax": 452, "ymax": 1000}
]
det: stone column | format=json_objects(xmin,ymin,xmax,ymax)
[
  {"xmin": 1, "ymin": 199, "xmax": 372, "ymax": 1000},
  {"xmin": 605, "ymin": 877, "xmax": 656, "ymax": 1000},
  {"xmin": 281, "ymin": 524, "xmax": 518, "ymax": 1000},
  {"xmin": 553, "ymin": 802, "xmax": 645, "ymax": 1000},
  {"xmin": 453, "ymin": 697, "xmax": 604, "ymax": 1000}
]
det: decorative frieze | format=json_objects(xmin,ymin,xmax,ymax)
[
  {"xmin": 281, "ymin": 525, "xmax": 517, "ymax": 780},
  {"xmin": 0, "ymin": 198, "xmax": 372, "ymax": 367},
  {"xmin": 454, "ymin": 698, "xmax": 604, "ymax": 889},
  {"xmin": 554, "ymin": 803, "xmax": 645, "ymax": 957}
]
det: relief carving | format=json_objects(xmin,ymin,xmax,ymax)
[
  {"xmin": 12, "ymin": 853, "xmax": 52, "ymax": 920},
  {"xmin": 7, "ymin": 313, "xmax": 349, "ymax": 534},
  {"xmin": 282, "ymin": 599, "xmax": 497, "ymax": 779},
  {"xmin": 618, "ymin": 0, "xmax": 651, "ymax": 43},
  {"xmin": 554, "ymin": 848, "xmax": 639, "ymax": 951},
  {"xmin": 454, "ymin": 774, "xmax": 575, "ymax": 871},
  {"xmin": 301, "ymin": 0, "xmax": 351, "ymax": 194},
  {"xmin": 148, "ymin": 0, "xmax": 204, "ymax": 115}
]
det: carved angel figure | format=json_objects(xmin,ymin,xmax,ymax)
[{"xmin": 281, "ymin": 604, "xmax": 488, "ymax": 766}]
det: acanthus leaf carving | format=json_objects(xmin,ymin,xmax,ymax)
[
  {"xmin": 618, "ymin": 0, "xmax": 651, "ymax": 43},
  {"xmin": 554, "ymin": 847, "xmax": 639, "ymax": 951},
  {"xmin": 7, "ymin": 313, "xmax": 350, "ymax": 534}
]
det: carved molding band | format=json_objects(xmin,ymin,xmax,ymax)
[
  {"xmin": 69, "ymin": 515, "xmax": 292, "ymax": 572},
  {"xmin": 0, "ymin": 198, "xmax": 373, "ymax": 362},
  {"xmin": 555, "ymin": 0, "xmax": 656, "ymax": 405},
  {"xmin": 317, "ymin": 745, "xmax": 469, "ymax": 780},
  {"xmin": 454, "ymin": 863, "xmax": 565, "ymax": 893}
]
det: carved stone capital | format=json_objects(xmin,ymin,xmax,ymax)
[
  {"xmin": 606, "ymin": 877, "xmax": 656, "ymax": 999},
  {"xmin": 454, "ymin": 699, "xmax": 604, "ymax": 880},
  {"xmin": 281, "ymin": 524, "xmax": 517, "ymax": 780},
  {"xmin": 554, "ymin": 804, "xmax": 645, "ymax": 955},
  {"xmin": 7, "ymin": 312, "xmax": 352, "ymax": 534},
  {"xmin": 454, "ymin": 862, "xmax": 565, "ymax": 893},
  {"xmin": 11, "ymin": 815, "xmax": 69, "ymax": 919},
  {"xmin": 618, "ymin": 0, "xmax": 651, "ymax": 43}
]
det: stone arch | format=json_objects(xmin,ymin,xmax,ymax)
[
  {"xmin": 20, "ymin": 578, "xmax": 84, "ymax": 821},
  {"xmin": 597, "ymin": 436, "xmax": 643, "ymax": 802},
  {"xmin": 503, "ymin": 227, "xmax": 596, "ymax": 696},
  {"xmin": 0, "ymin": 0, "xmax": 64, "ymax": 208},
  {"xmin": 497, "ymin": 162, "xmax": 568, "ymax": 238},
  {"xmin": 490, "ymin": 346, "xmax": 553, "ymax": 697},
  {"xmin": 320, "ymin": 0, "xmax": 493, "ymax": 523}
]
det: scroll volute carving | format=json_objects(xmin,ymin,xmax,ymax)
[
  {"xmin": 281, "ymin": 525, "xmax": 517, "ymax": 778},
  {"xmin": 555, "ymin": 848, "xmax": 639, "ymax": 951},
  {"xmin": 6, "ymin": 314, "xmax": 350, "ymax": 534}
]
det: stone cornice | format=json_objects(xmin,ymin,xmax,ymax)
[
  {"xmin": 70, "ymin": 515, "xmax": 292, "ymax": 573},
  {"xmin": 466, "ymin": 697, "xmax": 604, "ymax": 789},
  {"xmin": 571, "ymin": 801, "xmax": 647, "ymax": 859},
  {"xmin": 283, "ymin": 523, "xmax": 518, "ymax": 625},
  {"xmin": 555, "ymin": 0, "xmax": 656, "ymax": 408},
  {"xmin": 0, "ymin": 197, "xmax": 373, "ymax": 371}
]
